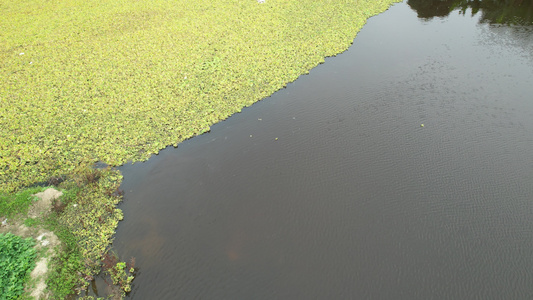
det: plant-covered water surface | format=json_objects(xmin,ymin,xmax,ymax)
[{"xmin": 0, "ymin": 0, "xmax": 400, "ymax": 193}]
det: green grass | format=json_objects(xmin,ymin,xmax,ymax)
[
  {"xmin": 45, "ymin": 217, "xmax": 84, "ymax": 298},
  {"xmin": 0, "ymin": 0, "xmax": 401, "ymax": 193},
  {"xmin": 0, "ymin": 233, "xmax": 37, "ymax": 300},
  {"xmin": 0, "ymin": 186, "xmax": 47, "ymax": 219}
]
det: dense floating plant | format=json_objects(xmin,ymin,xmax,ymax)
[{"xmin": 0, "ymin": 0, "xmax": 400, "ymax": 192}]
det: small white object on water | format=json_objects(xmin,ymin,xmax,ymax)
[{"xmin": 250, "ymin": 135, "xmax": 252, "ymax": 137}]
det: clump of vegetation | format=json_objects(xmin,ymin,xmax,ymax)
[
  {"xmin": 45, "ymin": 163, "xmax": 126, "ymax": 297},
  {"xmin": 102, "ymin": 252, "xmax": 136, "ymax": 298},
  {"xmin": 0, "ymin": 233, "xmax": 37, "ymax": 299}
]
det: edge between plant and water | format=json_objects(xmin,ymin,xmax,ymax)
[{"xmin": 0, "ymin": 0, "xmax": 401, "ymax": 298}]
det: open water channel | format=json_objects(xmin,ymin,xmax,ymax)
[{"xmin": 102, "ymin": 1, "xmax": 533, "ymax": 298}]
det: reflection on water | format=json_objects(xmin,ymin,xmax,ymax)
[
  {"xmin": 408, "ymin": 0, "xmax": 533, "ymax": 25},
  {"xmin": 112, "ymin": 1, "xmax": 533, "ymax": 299}
]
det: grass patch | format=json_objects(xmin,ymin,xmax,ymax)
[
  {"xmin": 0, "ymin": 0, "xmax": 401, "ymax": 193},
  {"xmin": 45, "ymin": 222, "xmax": 84, "ymax": 298},
  {"xmin": 23, "ymin": 217, "xmax": 40, "ymax": 228},
  {"xmin": 0, "ymin": 233, "xmax": 37, "ymax": 299},
  {"xmin": 0, "ymin": 186, "xmax": 47, "ymax": 219}
]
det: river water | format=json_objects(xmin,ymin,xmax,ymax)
[{"xmin": 109, "ymin": 1, "xmax": 533, "ymax": 298}]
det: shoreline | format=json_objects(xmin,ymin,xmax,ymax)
[{"xmin": 0, "ymin": 0, "xmax": 401, "ymax": 297}]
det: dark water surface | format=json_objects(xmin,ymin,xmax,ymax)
[{"xmin": 111, "ymin": 2, "xmax": 533, "ymax": 299}]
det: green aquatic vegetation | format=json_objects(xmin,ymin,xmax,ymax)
[
  {"xmin": 0, "ymin": 0, "xmax": 400, "ymax": 193},
  {"xmin": 0, "ymin": 233, "xmax": 37, "ymax": 300},
  {"xmin": 101, "ymin": 252, "xmax": 136, "ymax": 298},
  {"xmin": 45, "ymin": 165, "xmax": 125, "ymax": 296}
]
